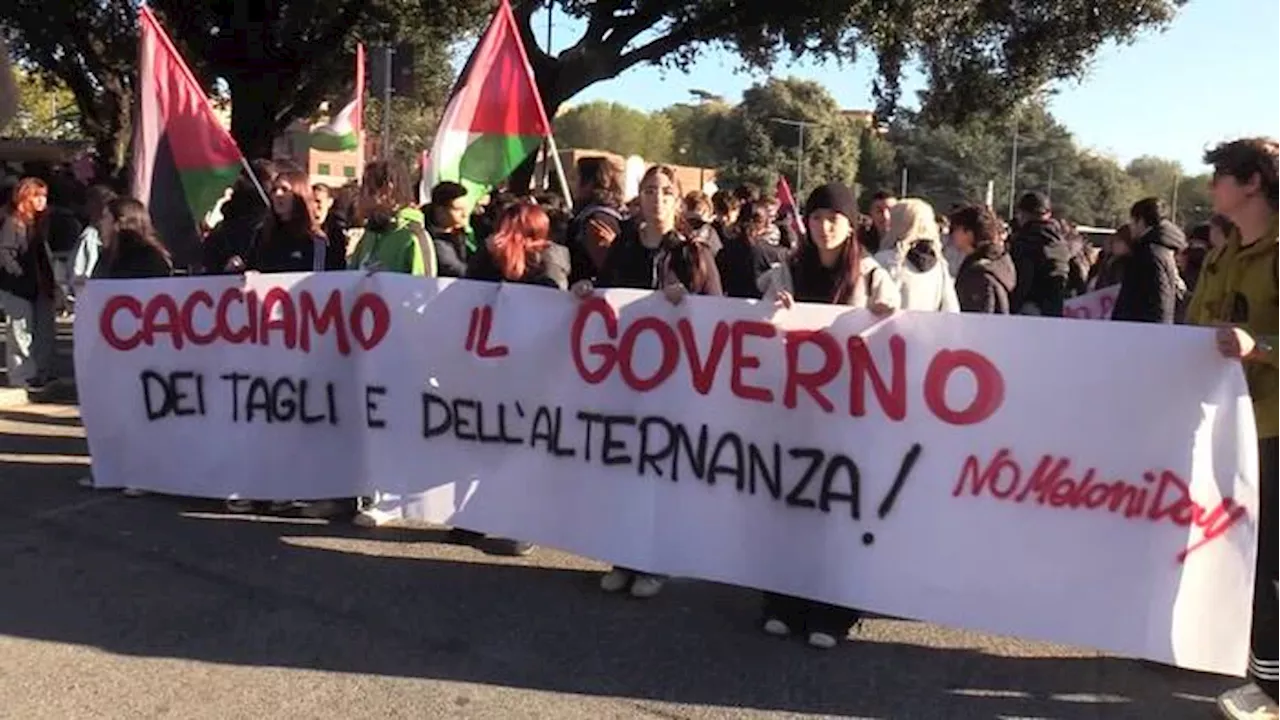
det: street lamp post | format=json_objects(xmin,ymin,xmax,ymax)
[{"xmin": 769, "ymin": 117, "xmax": 819, "ymax": 194}]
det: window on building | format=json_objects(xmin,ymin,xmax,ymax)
[
  {"xmin": 317, "ymin": 163, "xmax": 332, "ymax": 175},
  {"xmin": 343, "ymin": 166, "xmax": 357, "ymax": 178}
]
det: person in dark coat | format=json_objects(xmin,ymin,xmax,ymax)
[
  {"xmin": 1008, "ymin": 191, "xmax": 1071, "ymax": 316},
  {"xmin": 0, "ymin": 177, "xmax": 56, "ymax": 389},
  {"xmin": 565, "ymin": 156, "xmax": 626, "ymax": 285},
  {"xmin": 244, "ymin": 168, "xmax": 339, "ymax": 273},
  {"xmin": 94, "ymin": 197, "xmax": 173, "ymax": 279},
  {"xmin": 423, "ymin": 181, "xmax": 475, "ymax": 277},
  {"xmin": 1087, "ymin": 225, "xmax": 1130, "ymax": 291},
  {"xmin": 716, "ymin": 201, "xmax": 789, "ymax": 299},
  {"xmin": 573, "ymin": 164, "xmax": 723, "ymax": 601},
  {"xmin": 202, "ymin": 159, "xmax": 276, "ymax": 274},
  {"xmin": 949, "ymin": 204, "xmax": 1016, "ymax": 313},
  {"xmin": 1111, "ymin": 197, "xmax": 1186, "ymax": 324}
]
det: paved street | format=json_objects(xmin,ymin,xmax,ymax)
[{"xmin": 0, "ymin": 398, "xmax": 1237, "ymax": 719}]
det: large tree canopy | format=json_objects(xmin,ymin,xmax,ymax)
[
  {"xmin": 2, "ymin": 0, "xmax": 488, "ymax": 174},
  {"xmin": 712, "ymin": 78, "xmax": 862, "ymax": 194},
  {"xmin": 554, "ymin": 100, "xmax": 674, "ymax": 161},
  {"xmin": 513, "ymin": 0, "xmax": 1185, "ymax": 123},
  {"xmin": 2, "ymin": 0, "xmax": 136, "ymax": 176}
]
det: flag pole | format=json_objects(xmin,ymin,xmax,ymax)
[
  {"xmin": 544, "ymin": 131, "xmax": 573, "ymax": 211},
  {"xmin": 238, "ymin": 155, "xmax": 271, "ymax": 207}
]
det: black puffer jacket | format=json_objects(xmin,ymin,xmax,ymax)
[
  {"xmin": 954, "ymin": 245, "xmax": 1016, "ymax": 314},
  {"xmin": 1111, "ymin": 220, "xmax": 1186, "ymax": 324},
  {"xmin": 1009, "ymin": 218, "xmax": 1071, "ymax": 316}
]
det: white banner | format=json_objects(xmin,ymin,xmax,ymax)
[
  {"xmin": 75, "ymin": 272, "xmax": 1259, "ymax": 676},
  {"xmin": 1064, "ymin": 285, "xmax": 1120, "ymax": 320}
]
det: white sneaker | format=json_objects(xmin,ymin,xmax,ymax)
[
  {"xmin": 629, "ymin": 574, "xmax": 664, "ymax": 599},
  {"xmin": 599, "ymin": 568, "xmax": 632, "ymax": 593},
  {"xmin": 77, "ymin": 475, "xmax": 94, "ymax": 489},
  {"xmin": 1217, "ymin": 683, "xmax": 1279, "ymax": 720},
  {"xmin": 807, "ymin": 632, "xmax": 838, "ymax": 650},
  {"xmin": 763, "ymin": 618, "xmax": 791, "ymax": 637},
  {"xmin": 353, "ymin": 508, "xmax": 394, "ymax": 528},
  {"xmin": 121, "ymin": 488, "xmax": 147, "ymax": 498}
]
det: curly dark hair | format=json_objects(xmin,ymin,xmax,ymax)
[
  {"xmin": 948, "ymin": 204, "xmax": 1003, "ymax": 252},
  {"xmin": 1204, "ymin": 137, "xmax": 1278, "ymax": 212}
]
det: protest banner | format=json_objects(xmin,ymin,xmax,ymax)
[
  {"xmin": 1064, "ymin": 285, "xmax": 1120, "ymax": 320},
  {"xmin": 75, "ymin": 272, "xmax": 1259, "ymax": 676}
]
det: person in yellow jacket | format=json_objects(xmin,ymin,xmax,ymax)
[
  {"xmin": 348, "ymin": 159, "xmax": 437, "ymax": 276},
  {"xmin": 1186, "ymin": 138, "xmax": 1279, "ymax": 720}
]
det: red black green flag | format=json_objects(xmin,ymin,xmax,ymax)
[{"xmin": 131, "ymin": 6, "xmax": 245, "ymax": 269}]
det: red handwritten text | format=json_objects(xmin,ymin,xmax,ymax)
[
  {"xmin": 99, "ymin": 287, "xmax": 391, "ymax": 355},
  {"xmin": 570, "ymin": 296, "xmax": 1005, "ymax": 426},
  {"xmin": 953, "ymin": 447, "xmax": 1247, "ymax": 562}
]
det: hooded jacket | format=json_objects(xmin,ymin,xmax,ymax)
[
  {"xmin": 874, "ymin": 198, "xmax": 959, "ymax": 313},
  {"xmin": 348, "ymin": 206, "xmax": 435, "ymax": 276},
  {"xmin": 954, "ymin": 244, "xmax": 1016, "ymax": 314},
  {"xmin": 1009, "ymin": 218, "xmax": 1071, "ymax": 316},
  {"xmin": 1111, "ymin": 220, "xmax": 1186, "ymax": 324},
  {"xmin": 1185, "ymin": 219, "xmax": 1278, "ymax": 438}
]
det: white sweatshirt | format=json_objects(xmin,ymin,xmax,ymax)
[{"xmin": 874, "ymin": 245, "xmax": 960, "ymax": 313}]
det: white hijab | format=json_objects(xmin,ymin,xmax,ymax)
[{"xmin": 873, "ymin": 198, "xmax": 959, "ymax": 313}]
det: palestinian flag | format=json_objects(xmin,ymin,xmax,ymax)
[
  {"xmin": 423, "ymin": 0, "xmax": 552, "ymax": 211},
  {"xmin": 132, "ymin": 6, "xmax": 245, "ymax": 269},
  {"xmin": 311, "ymin": 44, "xmax": 364, "ymax": 152},
  {"xmin": 775, "ymin": 175, "xmax": 803, "ymax": 239}
]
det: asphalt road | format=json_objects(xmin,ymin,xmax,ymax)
[{"xmin": 0, "ymin": 400, "xmax": 1237, "ymax": 720}]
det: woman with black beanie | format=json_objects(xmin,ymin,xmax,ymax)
[{"xmin": 764, "ymin": 181, "xmax": 899, "ymax": 649}]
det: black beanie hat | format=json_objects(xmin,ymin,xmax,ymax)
[{"xmin": 803, "ymin": 182, "xmax": 858, "ymax": 224}]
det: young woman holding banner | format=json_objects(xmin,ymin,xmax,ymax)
[
  {"xmin": 77, "ymin": 196, "xmax": 172, "ymax": 498},
  {"xmin": 456, "ymin": 200, "xmax": 570, "ymax": 556},
  {"xmin": 766, "ymin": 182, "xmax": 899, "ymax": 649},
  {"xmin": 571, "ymin": 164, "xmax": 723, "ymax": 599}
]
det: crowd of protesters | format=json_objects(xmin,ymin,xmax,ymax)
[{"xmin": 1, "ymin": 135, "xmax": 1275, "ymax": 719}]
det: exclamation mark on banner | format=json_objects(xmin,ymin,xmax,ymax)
[{"xmin": 862, "ymin": 443, "xmax": 922, "ymax": 547}]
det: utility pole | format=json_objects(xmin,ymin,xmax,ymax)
[
  {"xmin": 1170, "ymin": 174, "xmax": 1180, "ymax": 222},
  {"xmin": 769, "ymin": 117, "xmax": 819, "ymax": 195},
  {"xmin": 900, "ymin": 167, "xmax": 908, "ymax": 197}
]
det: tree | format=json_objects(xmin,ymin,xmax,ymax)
[
  {"xmin": 2, "ymin": 0, "xmax": 136, "ymax": 177},
  {"xmin": 512, "ymin": 0, "xmax": 1184, "ymax": 136},
  {"xmin": 1126, "ymin": 155, "xmax": 1183, "ymax": 205},
  {"xmin": 553, "ymin": 101, "xmax": 674, "ymax": 161},
  {"xmin": 364, "ymin": 40, "xmax": 458, "ymax": 163},
  {"xmin": 860, "ymin": 102, "xmax": 1140, "ymax": 227},
  {"xmin": 662, "ymin": 99, "xmax": 734, "ymax": 168},
  {"xmin": 3, "ymin": 0, "xmax": 489, "ymax": 174},
  {"xmin": 713, "ymin": 78, "xmax": 860, "ymax": 195},
  {"xmin": 1173, "ymin": 174, "xmax": 1214, "ymax": 226},
  {"xmin": 149, "ymin": 0, "xmax": 491, "ymax": 160},
  {"xmin": 7, "ymin": 69, "xmax": 83, "ymax": 139}
]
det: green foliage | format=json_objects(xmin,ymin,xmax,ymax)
[
  {"xmin": 553, "ymin": 101, "xmax": 675, "ymax": 161},
  {"xmin": 515, "ymin": 0, "xmax": 1185, "ymax": 126},
  {"xmin": 660, "ymin": 101, "xmax": 734, "ymax": 169},
  {"xmin": 3, "ymin": 0, "xmax": 487, "ymax": 171},
  {"xmin": 364, "ymin": 40, "xmax": 457, "ymax": 163},
  {"xmin": 712, "ymin": 78, "xmax": 862, "ymax": 195},
  {"xmin": 1, "ymin": 0, "xmax": 136, "ymax": 176},
  {"xmin": 7, "ymin": 69, "xmax": 83, "ymax": 140},
  {"xmin": 855, "ymin": 102, "xmax": 1146, "ymax": 227}
]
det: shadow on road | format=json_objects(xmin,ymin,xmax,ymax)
[{"xmin": 0, "ymin": 415, "xmax": 1236, "ymax": 719}]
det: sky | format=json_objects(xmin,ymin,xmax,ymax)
[{"xmin": 527, "ymin": 0, "xmax": 1278, "ymax": 173}]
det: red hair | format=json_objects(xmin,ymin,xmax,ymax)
[
  {"xmin": 9, "ymin": 177, "xmax": 48, "ymax": 225},
  {"xmin": 489, "ymin": 202, "xmax": 550, "ymax": 281}
]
